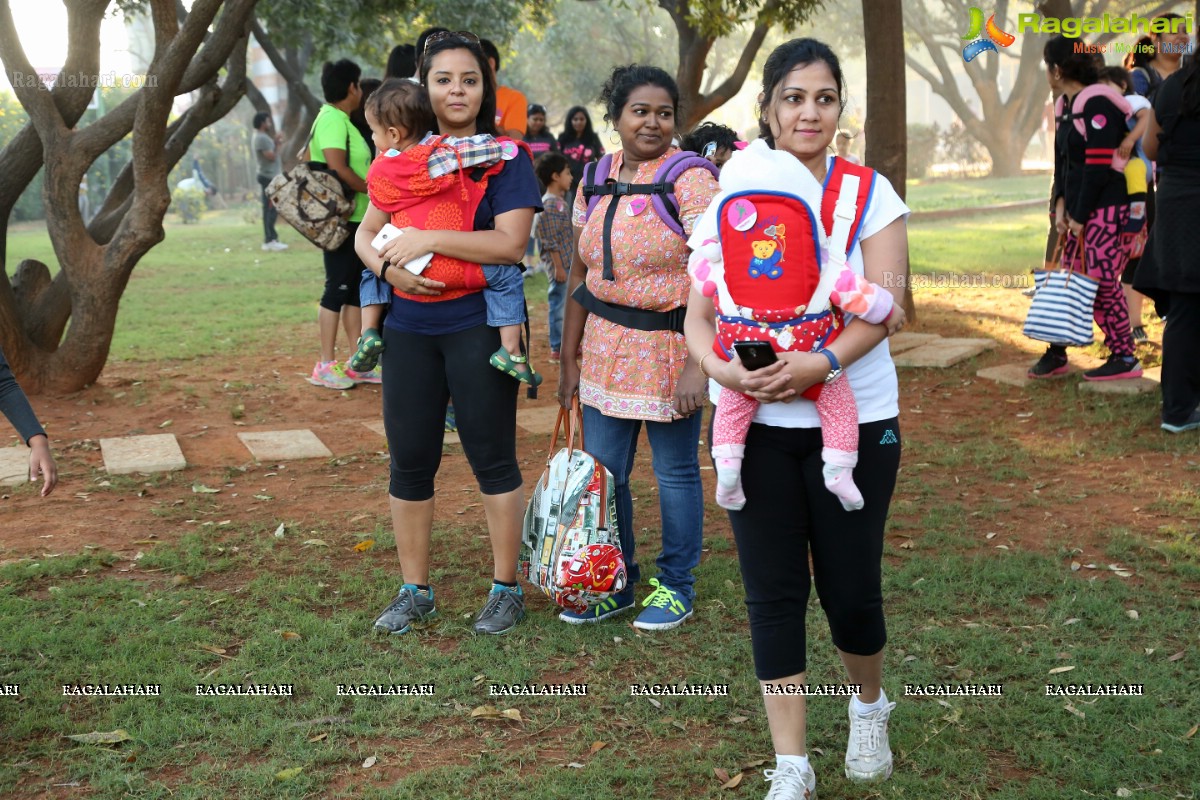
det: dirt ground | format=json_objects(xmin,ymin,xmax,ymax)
[{"xmin": 0, "ymin": 287, "xmax": 1190, "ymax": 575}]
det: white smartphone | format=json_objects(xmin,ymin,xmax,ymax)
[{"xmin": 370, "ymin": 224, "xmax": 434, "ymax": 275}]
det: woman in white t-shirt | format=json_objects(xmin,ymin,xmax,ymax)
[{"xmin": 683, "ymin": 38, "xmax": 909, "ymax": 800}]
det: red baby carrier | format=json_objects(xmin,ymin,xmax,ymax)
[{"xmin": 710, "ymin": 156, "xmax": 874, "ymax": 401}]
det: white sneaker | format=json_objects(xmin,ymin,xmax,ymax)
[
  {"xmin": 845, "ymin": 698, "xmax": 896, "ymax": 781},
  {"xmin": 272, "ymin": 240, "xmax": 289, "ymax": 250},
  {"xmin": 763, "ymin": 761, "xmax": 816, "ymax": 799}
]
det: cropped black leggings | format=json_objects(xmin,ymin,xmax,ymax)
[
  {"xmin": 728, "ymin": 418, "xmax": 901, "ymax": 681},
  {"xmin": 381, "ymin": 322, "xmax": 521, "ymax": 500}
]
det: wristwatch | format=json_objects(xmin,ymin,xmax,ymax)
[
  {"xmin": 379, "ymin": 261, "xmax": 392, "ymax": 282},
  {"xmin": 818, "ymin": 348, "xmax": 843, "ymax": 384}
]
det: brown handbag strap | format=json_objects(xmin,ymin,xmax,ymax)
[{"xmin": 546, "ymin": 397, "xmax": 585, "ymax": 464}]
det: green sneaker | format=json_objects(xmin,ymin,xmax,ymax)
[{"xmin": 348, "ymin": 328, "xmax": 385, "ymax": 372}]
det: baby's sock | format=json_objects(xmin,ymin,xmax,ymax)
[
  {"xmin": 711, "ymin": 444, "xmax": 746, "ymax": 511},
  {"xmin": 822, "ymin": 447, "xmax": 864, "ymax": 511}
]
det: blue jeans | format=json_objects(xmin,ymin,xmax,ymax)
[
  {"xmin": 581, "ymin": 404, "xmax": 704, "ymax": 600},
  {"xmin": 547, "ymin": 274, "xmax": 567, "ymax": 352},
  {"xmin": 359, "ymin": 269, "xmax": 391, "ymax": 306},
  {"xmin": 482, "ymin": 265, "xmax": 526, "ymax": 327}
]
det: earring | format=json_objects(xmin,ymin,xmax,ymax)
[{"xmin": 608, "ymin": 131, "xmax": 620, "ymax": 146}]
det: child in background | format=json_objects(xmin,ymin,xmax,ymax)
[
  {"xmin": 681, "ymin": 121, "xmax": 739, "ymax": 169},
  {"xmin": 350, "ymin": 80, "xmax": 540, "ymax": 389},
  {"xmin": 533, "ymin": 152, "xmax": 574, "ymax": 363},
  {"xmin": 0, "ymin": 346, "xmax": 57, "ymax": 497},
  {"xmin": 1100, "ymin": 65, "xmax": 1152, "ymax": 342}
]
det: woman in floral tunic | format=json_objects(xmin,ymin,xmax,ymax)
[{"xmin": 556, "ymin": 64, "xmax": 718, "ymax": 630}]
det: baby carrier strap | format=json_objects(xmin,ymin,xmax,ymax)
[
  {"xmin": 582, "ymin": 151, "xmax": 718, "ymax": 281},
  {"xmin": 810, "ymin": 157, "xmax": 874, "ymax": 313}
]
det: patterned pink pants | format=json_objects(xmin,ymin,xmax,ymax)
[{"xmin": 712, "ymin": 376, "xmax": 859, "ymax": 452}]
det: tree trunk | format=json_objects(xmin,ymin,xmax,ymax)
[
  {"xmin": 862, "ymin": 0, "xmax": 914, "ymax": 320},
  {"xmin": 0, "ymin": 0, "xmax": 257, "ymax": 394}
]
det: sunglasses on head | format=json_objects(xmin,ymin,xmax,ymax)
[{"xmin": 423, "ymin": 30, "xmax": 480, "ymax": 56}]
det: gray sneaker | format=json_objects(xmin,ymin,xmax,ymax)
[
  {"xmin": 472, "ymin": 585, "xmax": 525, "ymax": 635},
  {"xmin": 373, "ymin": 585, "xmax": 436, "ymax": 634}
]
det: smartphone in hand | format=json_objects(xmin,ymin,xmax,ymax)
[
  {"xmin": 370, "ymin": 224, "xmax": 433, "ymax": 275},
  {"xmin": 732, "ymin": 340, "xmax": 779, "ymax": 371}
]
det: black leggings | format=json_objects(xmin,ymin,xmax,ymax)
[
  {"xmin": 381, "ymin": 322, "xmax": 521, "ymax": 500},
  {"xmin": 321, "ymin": 222, "xmax": 363, "ymax": 312},
  {"xmin": 728, "ymin": 418, "xmax": 901, "ymax": 681}
]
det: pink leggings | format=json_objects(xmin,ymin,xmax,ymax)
[{"xmin": 712, "ymin": 376, "xmax": 858, "ymax": 453}]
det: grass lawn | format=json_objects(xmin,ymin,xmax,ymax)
[
  {"xmin": 905, "ymin": 174, "xmax": 1049, "ymax": 213},
  {"xmin": 2, "ymin": 182, "xmax": 1197, "ymax": 797}
]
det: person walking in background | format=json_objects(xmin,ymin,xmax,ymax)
[
  {"xmin": 1134, "ymin": 51, "xmax": 1200, "ymax": 432},
  {"xmin": 385, "ymin": 43, "xmax": 416, "ymax": 81},
  {"xmin": 534, "ymin": 151, "xmax": 574, "ymax": 364},
  {"xmin": 307, "ymin": 59, "xmax": 376, "ymax": 390},
  {"xmin": 1028, "ymin": 36, "xmax": 1140, "ymax": 382},
  {"xmin": 0, "ymin": 346, "xmax": 57, "ymax": 497},
  {"xmin": 558, "ymin": 105, "xmax": 603, "ymax": 202},
  {"xmin": 524, "ymin": 103, "xmax": 558, "ymax": 157},
  {"xmin": 684, "ymin": 38, "xmax": 910, "ymax": 799},
  {"xmin": 252, "ymin": 112, "xmax": 286, "ymax": 252},
  {"xmin": 1126, "ymin": 14, "xmax": 1189, "ymax": 102},
  {"xmin": 480, "ymin": 38, "xmax": 527, "ymax": 139},
  {"xmin": 556, "ymin": 65, "xmax": 718, "ymax": 631}
]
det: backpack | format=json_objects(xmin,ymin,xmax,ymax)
[
  {"xmin": 700, "ymin": 155, "xmax": 874, "ymax": 402},
  {"xmin": 1054, "ymin": 84, "xmax": 1132, "ymax": 171},
  {"xmin": 1131, "ymin": 65, "xmax": 1164, "ymax": 103},
  {"xmin": 267, "ymin": 119, "xmax": 355, "ymax": 251},
  {"xmin": 519, "ymin": 398, "xmax": 627, "ymax": 614},
  {"xmin": 581, "ymin": 150, "xmax": 720, "ymax": 281}
]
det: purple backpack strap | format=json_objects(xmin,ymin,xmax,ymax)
[
  {"xmin": 581, "ymin": 154, "xmax": 614, "ymax": 224},
  {"xmin": 651, "ymin": 152, "xmax": 719, "ymax": 237}
]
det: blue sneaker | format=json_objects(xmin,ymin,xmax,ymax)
[
  {"xmin": 558, "ymin": 588, "xmax": 635, "ymax": 624},
  {"xmin": 633, "ymin": 578, "xmax": 692, "ymax": 631}
]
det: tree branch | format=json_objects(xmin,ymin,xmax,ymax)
[
  {"xmin": 695, "ymin": 11, "xmax": 774, "ymax": 122},
  {"xmin": 252, "ymin": 19, "xmax": 321, "ymax": 114}
]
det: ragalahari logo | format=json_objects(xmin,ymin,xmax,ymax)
[{"xmin": 961, "ymin": 7, "xmax": 1016, "ymax": 61}]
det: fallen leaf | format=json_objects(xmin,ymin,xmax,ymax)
[
  {"xmin": 589, "ymin": 741, "xmax": 607, "ymax": 755},
  {"xmin": 1126, "ymin": 609, "xmax": 1139, "ymax": 620},
  {"xmin": 722, "ymin": 772, "xmax": 744, "ymax": 789},
  {"xmin": 280, "ymin": 631, "xmax": 302, "ymax": 640},
  {"xmin": 349, "ymin": 514, "xmax": 369, "ymax": 523},
  {"xmin": 1116, "ymin": 789, "xmax": 1131, "ymax": 797},
  {"xmin": 1063, "ymin": 618, "xmax": 1081, "ymax": 626},
  {"xmin": 1144, "ymin": 648, "xmax": 1155, "ymax": 656},
  {"xmin": 1185, "ymin": 724, "xmax": 1198, "ymax": 739},
  {"xmin": 985, "ymin": 532, "xmax": 997, "ymax": 540},
  {"xmin": 255, "ymin": 495, "xmax": 273, "ymax": 501},
  {"xmin": 903, "ymin": 655, "xmax": 917, "ymax": 663},
  {"xmin": 1048, "ymin": 665, "xmax": 1075, "ymax": 675},
  {"xmin": 713, "ymin": 767, "xmax": 731, "ymax": 783},
  {"xmin": 302, "ymin": 539, "xmax": 328, "ymax": 547},
  {"xmin": 1168, "ymin": 651, "xmax": 1185, "ymax": 662},
  {"xmin": 500, "ymin": 708, "xmax": 524, "ymax": 722},
  {"xmin": 564, "ymin": 762, "xmax": 585, "ymax": 769},
  {"xmin": 470, "ymin": 705, "xmax": 501, "ymax": 719},
  {"xmin": 159, "ymin": 419, "xmax": 173, "ymax": 428},
  {"xmin": 192, "ymin": 483, "xmax": 220, "ymax": 494},
  {"xmin": 308, "ymin": 732, "xmax": 327, "ymax": 742},
  {"xmin": 64, "ymin": 730, "xmax": 132, "ymax": 745},
  {"xmin": 740, "ymin": 759, "xmax": 767, "ymax": 770},
  {"xmin": 1064, "ymin": 703, "xmax": 1086, "ymax": 719},
  {"xmin": 646, "ymin": 697, "xmax": 662, "ymax": 709},
  {"xmin": 362, "ymin": 756, "xmax": 377, "ymax": 768},
  {"xmin": 273, "ymin": 523, "xmax": 285, "ymax": 538},
  {"xmin": 729, "ymin": 715, "xmax": 750, "ymax": 723},
  {"xmin": 275, "ymin": 767, "xmax": 303, "ymax": 781},
  {"xmin": 171, "ymin": 575, "xmax": 193, "ymax": 587},
  {"xmin": 899, "ymin": 540, "xmax": 914, "ymax": 550},
  {"xmin": 353, "ymin": 540, "xmax": 375, "ymax": 552},
  {"xmin": 196, "ymin": 644, "xmax": 227, "ymax": 655},
  {"xmin": 1070, "ymin": 561, "xmax": 1081, "ymax": 571}
]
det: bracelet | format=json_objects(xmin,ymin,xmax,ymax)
[
  {"xmin": 698, "ymin": 352, "xmax": 714, "ymax": 378},
  {"xmin": 379, "ymin": 262, "xmax": 391, "ymax": 282}
]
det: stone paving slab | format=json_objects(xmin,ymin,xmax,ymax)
[
  {"xmin": 361, "ymin": 420, "xmax": 459, "ymax": 445},
  {"xmin": 100, "ymin": 433, "xmax": 187, "ymax": 475},
  {"xmin": 0, "ymin": 447, "xmax": 30, "ymax": 486},
  {"xmin": 888, "ymin": 332, "xmax": 942, "ymax": 354},
  {"xmin": 894, "ymin": 338, "xmax": 998, "ymax": 368},
  {"xmin": 516, "ymin": 405, "xmax": 563, "ymax": 435},
  {"xmin": 237, "ymin": 430, "xmax": 332, "ymax": 461},
  {"xmin": 976, "ymin": 363, "xmax": 1034, "ymax": 388},
  {"xmin": 1079, "ymin": 367, "xmax": 1160, "ymax": 396}
]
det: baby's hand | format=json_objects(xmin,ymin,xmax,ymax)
[
  {"xmin": 1117, "ymin": 137, "xmax": 1134, "ymax": 160},
  {"xmin": 884, "ymin": 304, "xmax": 907, "ymax": 336}
]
